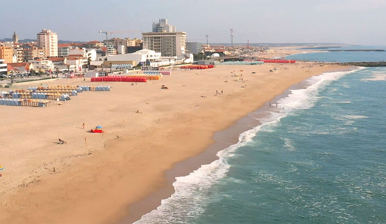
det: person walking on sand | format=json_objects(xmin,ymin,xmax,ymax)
[{"xmin": 82, "ymin": 122, "xmax": 85, "ymax": 129}]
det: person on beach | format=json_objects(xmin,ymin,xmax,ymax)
[
  {"xmin": 82, "ymin": 122, "xmax": 85, "ymax": 129},
  {"xmin": 58, "ymin": 138, "xmax": 66, "ymax": 144}
]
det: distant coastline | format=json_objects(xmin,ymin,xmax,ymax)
[
  {"xmin": 328, "ymin": 49, "xmax": 385, "ymax": 52},
  {"xmin": 339, "ymin": 61, "xmax": 386, "ymax": 67}
]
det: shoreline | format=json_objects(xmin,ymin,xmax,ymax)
[
  {"xmin": 121, "ymin": 66, "xmax": 357, "ymax": 223},
  {"xmin": 0, "ymin": 62, "xmax": 351, "ymax": 224}
]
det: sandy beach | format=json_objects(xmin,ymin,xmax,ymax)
[{"xmin": 0, "ymin": 58, "xmax": 349, "ymax": 223}]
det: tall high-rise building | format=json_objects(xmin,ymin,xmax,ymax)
[
  {"xmin": 152, "ymin": 19, "xmax": 176, "ymax": 33},
  {"xmin": 37, "ymin": 29, "xmax": 58, "ymax": 57},
  {"xmin": 12, "ymin": 32, "xmax": 19, "ymax": 43},
  {"xmin": 144, "ymin": 19, "xmax": 186, "ymax": 58}
]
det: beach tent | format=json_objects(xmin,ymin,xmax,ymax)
[{"xmin": 90, "ymin": 125, "xmax": 104, "ymax": 133}]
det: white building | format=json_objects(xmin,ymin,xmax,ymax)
[
  {"xmin": 66, "ymin": 58, "xmax": 85, "ymax": 72},
  {"xmin": 107, "ymin": 49, "xmax": 161, "ymax": 66},
  {"xmin": 13, "ymin": 46, "xmax": 24, "ymax": 63},
  {"xmin": 117, "ymin": 45, "xmax": 126, "ymax": 54},
  {"xmin": 152, "ymin": 19, "xmax": 176, "ymax": 32},
  {"xmin": 0, "ymin": 59, "xmax": 7, "ymax": 75},
  {"xmin": 30, "ymin": 59, "xmax": 54, "ymax": 72},
  {"xmin": 85, "ymin": 49, "xmax": 97, "ymax": 61},
  {"xmin": 68, "ymin": 47, "xmax": 84, "ymax": 57},
  {"xmin": 58, "ymin": 46, "xmax": 97, "ymax": 62},
  {"xmin": 37, "ymin": 29, "xmax": 58, "ymax": 57},
  {"xmin": 143, "ymin": 19, "xmax": 187, "ymax": 59},
  {"xmin": 143, "ymin": 32, "xmax": 186, "ymax": 58}
]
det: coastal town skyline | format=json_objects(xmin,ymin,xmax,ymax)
[
  {"xmin": 1, "ymin": 0, "xmax": 386, "ymax": 45},
  {"xmin": 1, "ymin": 1, "xmax": 385, "ymax": 223}
]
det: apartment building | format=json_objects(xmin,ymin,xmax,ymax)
[
  {"xmin": 58, "ymin": 44, "xmax": 71, "ymax": 57},
  {"xmin": 13, "ymin": 44, "xmax": 24, "ymax": 63},
  {"xmin": 37, "ymin": 29, "xmax": 58, "ymax": 57},
  {"xmin": 0, "ymin": 44, "xmax": 14, "ymax": 63},
  {"xmin": 143, "ymin": 32, "xmax": 186, "ymax": 58},
  {"xmin": 23, "ymin": 45, "xmax": 46, "ymax": 61},
  {"xmin": 127, "ymin": 38, "xmax": 142, "ymax": 47},
  {"xmin": 143, "ymin": 19, "xmax": 186, "ymax": 58}
]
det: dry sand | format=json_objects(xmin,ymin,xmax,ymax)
[
  {"xmin": 257, "ymin": 46, "xmax": 321, "ymax": 59},
  {"xmin": 0, "ymin": 62, "xmax": 349, "ymax": 224}
]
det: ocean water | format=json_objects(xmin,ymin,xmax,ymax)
[
  {"xmin": 134, "ymin": 54, "xmax": 386, "ymax": 224},
  {"xmin": 287, "ymin": 45, "xmax": 386, "ymax": 62}
]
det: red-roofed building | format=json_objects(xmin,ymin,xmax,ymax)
[
  {"xmin": 7, "ymin": 62, "xmax": 32, "ymax": 74},
  {"xmin": 47, "ymin": 56, "xmax": 66, "ymax": 62},
  {"xmin": 46, "ymin": 57, "xmax": 67, "ymax": 72},
  {"xmin": 58, "ymin": 45, "xmax": 70, "ymax": 57},
  {"xmin": 67, "ymin": 54, "xmax": 84, "ymax": 60},
  {"xmin": 71, "ymin": 43, "xmax": 83, "ymax": 47},
  {"xmin": 58, "ymin": 43, "xmax": 72, "ymax": 48}
]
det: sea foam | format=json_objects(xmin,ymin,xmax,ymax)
[
  {"xmin": 361, "ymin": 71, "xmax": 386, "ymax": 81},
  {"xmin": 133, "ymin": 68, "xmax": 362, "ymax": 224}
]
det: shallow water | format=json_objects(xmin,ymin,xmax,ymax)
[
  {"xmin": 287, "ymin": 45, "xmax": 386, "ymax": 62},
  {"xmin": 135, "ymin": 55, "xmax": 386, "ymax": 224}
]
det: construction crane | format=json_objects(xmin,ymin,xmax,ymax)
[
  {"xmin": 98, "ymin": 29, "xmax": 142, "ymax": 41},
  {"xmin": 230, "ymin": 28, "xmax": 234, "ymax": 47}
]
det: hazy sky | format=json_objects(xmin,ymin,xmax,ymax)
[{"xmin": 1, "ymin": 0, "xmax": 386, "ymax": 45}]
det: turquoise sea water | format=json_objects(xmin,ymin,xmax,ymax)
[
  {"xmin": 286, "ymin": 45, "xmax": 386, "ymax": 62},
  {"xmin": 135, "ymin": 52, "xmax": 386, "ymax": 224}
]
